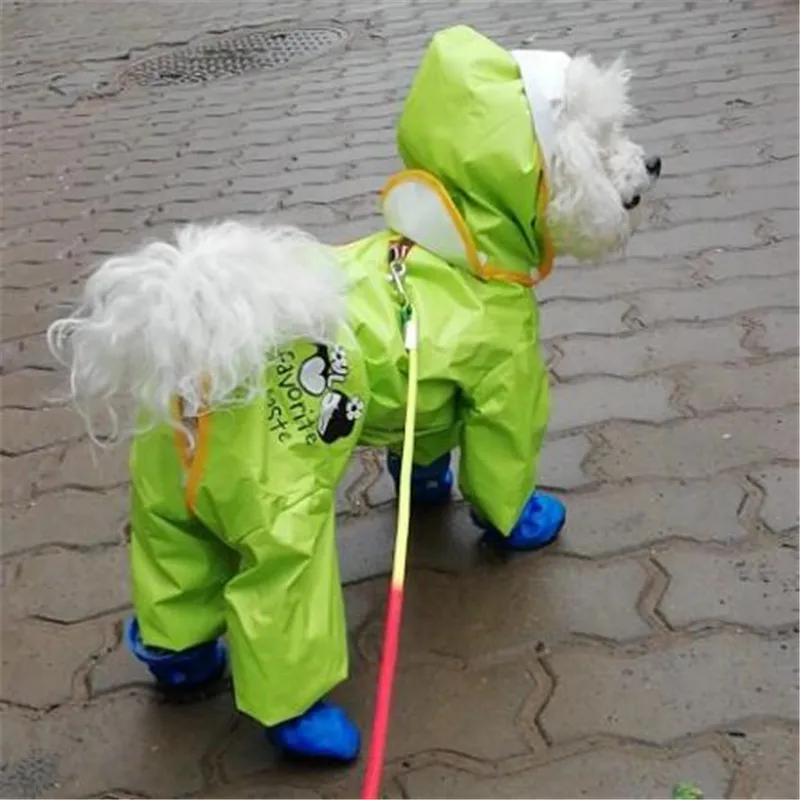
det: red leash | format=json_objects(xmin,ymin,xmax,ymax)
[{"xmin": 360, "ymin": 583, "xmax": 405, "ymax": 798}]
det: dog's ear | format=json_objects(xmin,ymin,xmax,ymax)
[
  {"xmin": 602, "ymin": 54, "xmax": 633, "ymax": 120},
  {"xmin": 563, "ymin": 53, "xmax": 633, "ymax": 130}
]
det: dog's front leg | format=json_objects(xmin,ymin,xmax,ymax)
[{"xmin": 458, "ymin": 342, "xmax": 565, "ymax": 551}]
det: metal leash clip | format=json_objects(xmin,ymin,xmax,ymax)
[{"xmin": 387, "ymin": 241, "xmax": 417, "ymax": 350}]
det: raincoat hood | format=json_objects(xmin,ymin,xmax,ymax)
[{"xmin": 385, "ymin": 25, "xmax": 570, "ymax": 285}]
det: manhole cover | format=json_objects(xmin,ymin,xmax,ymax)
[{"xmin": 119, "ymin": 25, "xmax": 349, "ymax": 87}]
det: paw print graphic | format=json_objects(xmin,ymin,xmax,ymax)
[
  {"xmin": 330, "ymin": 345, "xmax": 348, "ymax": 376},
  {"xmin": 345, "ymin": 397, "xmax": 364, "ymax": 422}
]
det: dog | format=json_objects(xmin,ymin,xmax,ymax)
[{"xmin": 47, "ymin": 25, "xmax": 660, "ymax": 762}]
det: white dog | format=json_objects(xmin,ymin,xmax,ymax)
[{"xmin": 48, "ymin": 26, "xmax": 659, "ymax": 763}]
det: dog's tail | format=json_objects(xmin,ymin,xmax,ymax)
[{"xmin": 47, "ymin": 219, "xmax": 347, "ymax": 442}]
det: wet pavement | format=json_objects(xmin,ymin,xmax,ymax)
[{"xmin": 1, "ymin": 0, "xmax": 798, "ymax": 797}]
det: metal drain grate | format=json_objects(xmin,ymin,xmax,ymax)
[{"xmin": 119, "ymin": 25, "xmax": 349, "ymax": 87}]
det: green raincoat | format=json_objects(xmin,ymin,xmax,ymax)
[{"xmin": 131, "ymin": 25, "xmax": 553, "ymax": 726}]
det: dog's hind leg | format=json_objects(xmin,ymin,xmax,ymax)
[
  {"xmin": 180, "ymin": 331, "xmax": 369, "ymax": 762},
  {"xmin": 126, "ymin": 430, "xmax": 238, "ymax": 693}
]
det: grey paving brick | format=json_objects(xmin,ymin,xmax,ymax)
[
  {"xmin": 656, "ymin": 545, "xmax": 799, "ymax": 629},
  {"xmin": 3, "ymin": 543, "xmax": 129, "ymax": 624},
  {"xmin": 337, "ymin": 658, "xmax": 538, "ymax": 762},
  {"xmin": 1, "ymin": 446, "xmax": 63, "ymax": 505},
  {"xmin": 752, "ymin": 308, "xmax": 800, "ymax": 355},
  {"xmin": 749, "ymin": 464, "xmax": 800, "ymax": 534},
  {"xmin": 1, "ymin": 487, "xmax": 129, "ymax": 557},
  {"xmin": 537, "ymin": 433, "xmax": 594, "ymax": 490},
  {"xmin": 559, "ymin": 476, "xmax": 750, "ymax": 557},
  {"xmin": 540, "ymin": 631, "xmax": 798, "ymax": 743},
  {"xmin": 549, "ymin": 374, "xmax": 679, "ymax": 433},
  {"xmin": 38, "ymin": 439, "xmax": 129, "ymax": 493},
  {"xmin": 1, "ymin": 407, "xmax": 86, "ymax": 455},
  {"xmin": 700, "ymin": 238, "xmax": 799, "ymax": 281},
  {"xmin": 0, "ymin": 693, "xmax": 230, "ymax": 799},
  {"xmin": 554, "ymin": 322, "xmax": 750, "ymax": 379},
  {"xmin": 635, "ymin": 274, "xmax": 797, "ymax": 325},
  {"xmin": 1, "ymin": 618, "xmax": 108, "ymax": 709},
  {"xmin": 728, "ymin": 724, "xmax": 800, "ymax": 800},
  {"xmin": 538, "ymin": 258, "xmax": 698, "ymax": 302},
  {"xmin": 595, "ymin": 408, "xmax": 797, "ymax": 481},
  {"xmin": 539, "ymin": 299, "xmax": 631, "ymax": 340},
  {"xmin": 680, "ymin": 357, "xmax": 799, "ymax": 413},
  {"xmin": 401, "ymin": 746, "xmax": 731, "ymax": 800}
]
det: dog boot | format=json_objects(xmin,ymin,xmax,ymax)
[
  {"xmin": 267, "ymin": 700, "xmax": 361, "ymax": 762},
  {"xmin": 124, "ymin": 617, "xmax": 227, "ymax": 692},
  {"xmin": 387, "ymin": 451, "xmax": 453, "ymax": 505},
  {"xmin": 472, "ymin": 491, "xmax": 566, "ymax": 551}
]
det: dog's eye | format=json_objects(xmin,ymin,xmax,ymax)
[{"xmin": 623, "ymin": 194, "xmax": 641, "ymax": 210}]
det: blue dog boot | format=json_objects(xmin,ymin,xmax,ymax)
[
  {"xmin": 267, "ymin": 700, "xmax": 361, "ymax": 762},
  {"xmin": 473, "ymin": 491, "xmax": 566, "ymax": 551},
  {"xmin": 124, "ymin": 617, "xmax": 227, "ymax": 692},
  {"xmin": 387, "ymin": 451, "xmax": 453, "ymax": 505}
]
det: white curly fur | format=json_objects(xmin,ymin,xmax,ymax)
[
  {"xmin": 47, "ymin": 220, "xmax": 347, "ymax": 442},
  {"xmin": 545, "ymin": 54, "xmax": 656, "ymax": 261}
]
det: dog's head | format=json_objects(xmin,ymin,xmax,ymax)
[
  {"xmin": 540, "ymin": 53, "xmax": 661, "ymax": 261},
  {"xmin": 397, "ymin": 27, "xmax": 662, "ymax": 275}
]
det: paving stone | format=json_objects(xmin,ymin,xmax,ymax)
[
  {"xmin": 400, "ymin": 745, "xmax": 731, "ymax": 799},
  {"xmin": 3, "ymin": 545, "xmax": 129, "ymax": 624},
  {"xmin": 663, "ymin": 186, "xmax": 799, "ymax": 230},
  {"xmin": 592, "ymin": 409, "xmax": 798, "ymax": 481},
  {"xmin": 359, "ymin": 556, "xmax": 651, "ymax": 663},
  {"xmin": 656, "ymin": 545, "xmax": 799, "ymax": 629},
  {"xmin": 701, "ymin": 238, "xmax": 799, "ymax": 282},
  {"xmin": 1, "ymin": 407, "xmax": 85, "ymax": 454},
  {"xmin": 680, "ymin": 357, "xmax": 799, "ymax": 413},
  {"xmin": 539, "ymin": 299, "xmax": 630, "ymax": 340},
  {"xmin": 0, "ymin": 691, "xmax": 232, "ymax": 799},
  {"xmin": 202, "ymin": 781, "xmax": 324, "ymax": 799},
  {"xmin": 1, "ymin": 308, "xmax": 53, "ymax": 342},
  {"xmin": 554, "ymin": 323, "xmax": 749, "ymax": 379},
  {"xmin": 337, "ymin": 501, "xmax": 486, "ymax": 583},
  {"xmin": 752, "ymin": 308, "xmax": 799, "ymax": 355},
  {"xmin": 39, "ymin": 439, "xmax": 129, "ymax": 492},
  {"xmin": 0, "ymin": 617, "xmax": 107, "ymax": 709},
  {"xmin": 539, "ymin": 631, "xmax": 799, "ymax": 744},
  {"xmin": 728, "ymin": 724, "xmax": 800, "ymax": 800},
  {"xmin": 636, "ymin": 274, "xmax": 798, "ymax": 326},
  {"xmin": 0, "ymin": 446, "xmax": 63, "ymax": 505},
  {"xmin": 336, "ymin": 659, "xmax": 535, "ymax": 762},
  {"xmin": 89, "ymin": 624, "xmax": 151, "ymax": 697},
  {"xmin": 628, "ymin": 220, "xmax": 786, "ymax": 260},
  {"xmin": 538, "ymin": 258, "xmax": 698, "ymax": 302},
  {"xmin": 559, "ymin": 477, "xmax": 749, "ymax": 557},
  {"xmin": 537, "ymin": 433, "xmax": 593, "ymax": 490},
  {"xmin": 549, "ymin": 375, "xmax": 678, "ymax": 433},
  {"xmin": 1, "ymin": 487, "xmax": 129, "ymax": 556},
  {"xmin": 749, "ymin": 464, "xmax": 800, "ymax": 533}
]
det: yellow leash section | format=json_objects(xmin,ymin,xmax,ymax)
[
  {"xmin": 393, "ymin": 310, "xmax": 419, "ymax": 585},
  {"xmin": 361, "ymin": 243, "xmax": 419, "ymax": 799}
]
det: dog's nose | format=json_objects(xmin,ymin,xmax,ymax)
[{"xmin": 645, "ymin": 155, "xmax": 662, "ymax": 178}]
